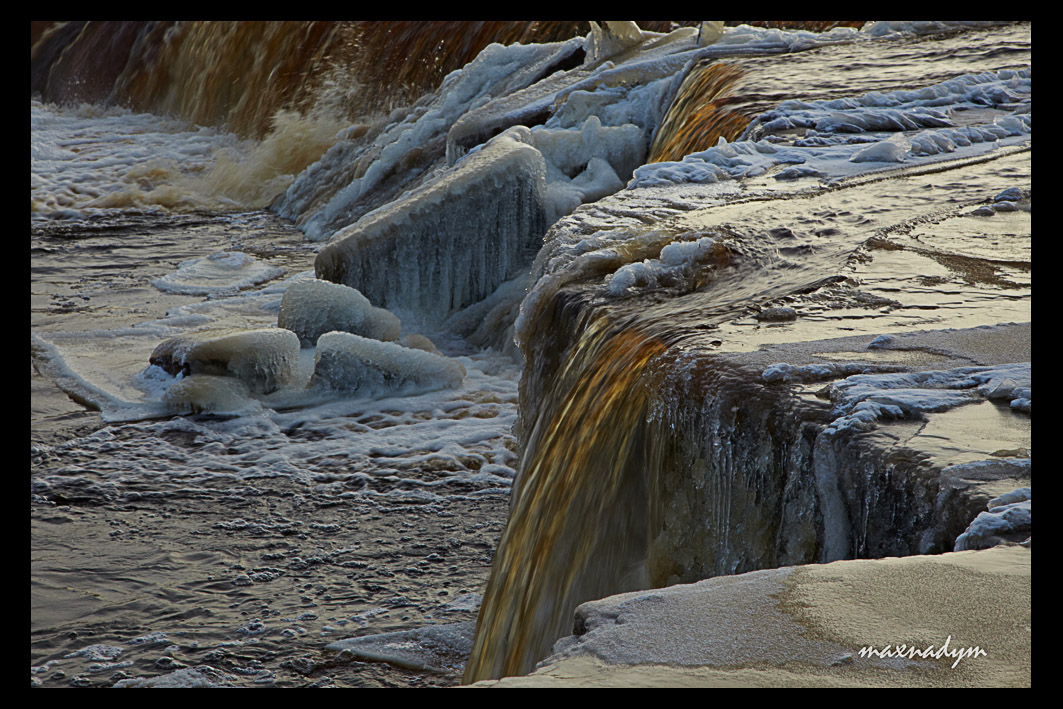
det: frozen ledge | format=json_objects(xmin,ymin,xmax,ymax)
[{"xmin": 472, "ymin": 544, "xmax": 1030, "ymax": 687}]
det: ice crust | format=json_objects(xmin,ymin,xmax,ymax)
[
  {"xmin": 278, "ymin": 278, "xmax": 402, "ymax": 347},
  {"xmin": 309, "ymin": 331, "xmax": 466, "ymax": 398},
  {"xmin": 819, "ymin": 362, "xmax": 1031, "ymax": 434}
]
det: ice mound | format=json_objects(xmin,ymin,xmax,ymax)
[
  {"xmin": 849, "ymin": 136, "xmax": 910, "ymax": 163},
  {"xmin": 162, "ymin": 374, "xmax": 255, "ymax": 414},
  {"xmin": 606, "ymin": 235, "xmax": 720, "ymax": 295},
  {"xmin": 308, "ymin": 331, "xmax": 466, "ymax": 397},
  {"xmin": 150, "ymin": 251, "xmax": 284, "ymax": 296},
  {"xmin": 278, "ymin": 278, "xmax": 401, "ymax": 347},
  {"xmin": 314, "ymin": 127, "xmax": 548, "ymax": 320},
  {"xmin": 150, "ymin": 328, "xmax": 300, "ymax": 394}
]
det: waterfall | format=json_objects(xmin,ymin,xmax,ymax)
[{"xmin": 31, "ymin": 21, "xmax": 1030, "ymax": 687}]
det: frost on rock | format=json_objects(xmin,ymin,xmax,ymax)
[
  {"xmin": 278, "ymin": 278, "xmax": 401, "ymax": 347},
  {"xmin": 150, "ymin": 328, "xmax": 300, "ymax": 395},
  {"xmin": 314, "ymin": 127, "xmax": 548, "ymax": 321},
  {"xmin": 309, "ymin": 331, "xmax": 466, "ymax": 398}
]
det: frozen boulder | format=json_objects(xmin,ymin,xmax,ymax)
[
  {"xmin": 162, "ymin": 374, "xmax": 254, "ymax": 415},
  {"xmin": 278, "ymin": 278, "xmax": 402, "ymax": 347},
  {"xmin": 150, "ymin": 328, "xmax": 300, "ymax": 395},
  {"xmin": 309, "ymin": 331, "xmax": 466, "ymax": 397}
]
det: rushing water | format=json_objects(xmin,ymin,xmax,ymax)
[{"xmin": 31, "ymin": 21, "xmax": 1030, "ymax": 687}]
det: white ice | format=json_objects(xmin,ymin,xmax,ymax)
[
  {"xmin": 151, "ymin": 251, "xmax": 285, "ymax": 296},
  {"xmin": 278, "ymin": 278, "xmax": 402, "ymax": 347},
  {"xmin": 309, "ymin": 331, "xmax": 466, "ymax": 398}
]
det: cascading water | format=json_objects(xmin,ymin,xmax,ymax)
[{"xmin": 31, "ymin": 21, "xmax": 1030, "ymax": 688}]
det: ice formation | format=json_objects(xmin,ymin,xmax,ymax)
[
  {"xmin": 151, "ymin": 251, "xmax": 285, "ymax": 296},
  {"xmin": 278, "ymin": 278, "xmax": 401, "ymax": 347},
  {"xmin": 821, "ymin": 363, "xmax": 1031, "ymax": 434},
  {"xmin": 150, "ymin": 328, "xmax": 300, "ymax": 394},
  {"xmin": 606, "ymin": 235, "xmax": 720, "ymax": 295},
  {"xmin": 161, "ymin": 373, "xmax": 255, "ymax": 415},
  {"xmin": 313, "ymin": 127, "xmax": 548, "ymax": 321},
  {"xmin": 954, "ymin": 487, "xmax": 1031, "ymax": 551},
  {"xmin": 276, "ymin": 39, "xmax": 586, "ymax": 241},
  {"xmin": 308, "ymin": 331, "xmax": 466, "ymax": 397},
  {"xmin": 632, "ymin": 68, "xmax": 1031, "ymax": 188}
]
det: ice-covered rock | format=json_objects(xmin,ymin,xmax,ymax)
[
  {"xmin": 277, "ymin": 278, "xmax": 401, "ymax": 347},
  {"xmin": 162, "ymin": 374, "xmax": 255, "ymax": 414},
  {"xmin": 150, "ymin": 328, "xmax": 300, "ymax": 394},
  {"xmin": 314, "ymin": 126, "xmax": 548, "ymax": 321},
  {"xmin": 529, "ymin": 115, "xmax": 646, "ymax": 221},
  {"xmin": 277, "ymin": 39, "xmax": 584, "ymax": 241},
  {"xmin": 308, "ymin": 331, "xmax": 466, "ymax": 397},
  {"xmin": 954, "ymin": 487, "xmax": 1031, "ymax": 551}
]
